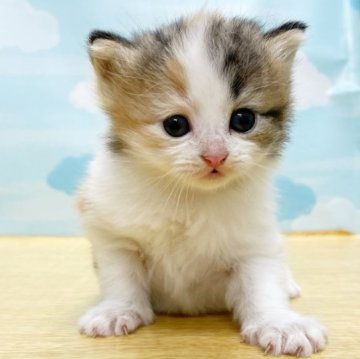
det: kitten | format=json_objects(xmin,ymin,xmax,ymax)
[{"xmin": 77, "ymin": 12, "xmax": 327, "ymax": 356}]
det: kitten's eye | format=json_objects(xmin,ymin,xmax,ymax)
[
  {"xmin": 229, "ymin": 108, "xmax": 256, "ymax": 133},
  {"xmin": 163, "ymin": 115, "xmax": 190, "ymax": 137}
]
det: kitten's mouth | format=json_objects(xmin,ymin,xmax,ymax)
[
  {"xmin": 207, "ymin": 169, "xmax": 222, "ymax": 178},
  {"xmin": 198, "ymin": 168, "xmax": 227, "ymax": 182}
]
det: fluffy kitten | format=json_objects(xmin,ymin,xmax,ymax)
[{"xmin": 77, "ymin": 12, "xmax": 327, "ymax": 356}]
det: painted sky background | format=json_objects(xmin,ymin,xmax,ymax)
[{"xmin": 0, "ymin": 0, "xmax": 359, "ymax": 235}]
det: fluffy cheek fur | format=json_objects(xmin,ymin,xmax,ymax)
[
  {"xmin": 117, "ymin": 113, "xmax": 280, "ymax": 191},
  {"xmin": 117, "ymin": 122, "xmax": 272, "ymax": 191}
]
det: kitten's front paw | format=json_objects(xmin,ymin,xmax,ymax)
[
  {"xmin": 241, "ymin": 312, "xmax": 327, "ymax": 357},
  {"xmin": 79, "ymin": 301, "xmax": 154, "ymax": 337}
]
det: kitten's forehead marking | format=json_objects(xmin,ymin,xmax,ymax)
[{"xmin": 175, "ymin": 18, "xmax": 230, "ymax": 132}]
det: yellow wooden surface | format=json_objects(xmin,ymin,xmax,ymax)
[{"xmin": 0, "ymin": 234, "xmax": 359, "ymax": 359}]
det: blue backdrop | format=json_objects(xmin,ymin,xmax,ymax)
[{"xmin": 1, "ymin": 0, "xmax": 359, "ymax": 234}]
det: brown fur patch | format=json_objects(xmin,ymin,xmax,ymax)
[
  {"xmin": 166, "ymin": 58, "xmax": 187, "ymax": 97},
  {"xmin": 106, "ymin": 134, "xmax": 125, "ymax": 153},
  {"xmin": 92, "ymin": 42, "xmax": 190, "ymax": 155},
  {"xmin": 75, "ymin": 194, "xmax": 88, "ymax": 214}
]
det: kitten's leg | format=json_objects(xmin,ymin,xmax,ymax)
[
  {"xmin": 79, "ymin": 231, "xmax": 154, "ymax": 337},
  {"xmin": 226, "ymin": 255, "xmax": 327, "ymax": 357}
]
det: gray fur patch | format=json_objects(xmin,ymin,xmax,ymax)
[
  {"xmin": 89, "ymin": 30, "xmax": 133, "ymax": 47},
  {"xmin": 206, "ymin": 17, "xmax": 265, "ymax": 99},
  {"xmin": 265, "ymin": 21, "xmax": 307, "ymax": 38},
  {"xmin": 106, "ymin": 133, "xmax": 126, "ymax": 153}
]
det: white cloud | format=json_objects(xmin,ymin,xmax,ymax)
[
  {"xmin": 0, "ymin": 0, "xmax": 59, "ymax": 52},
  {"xmin": 291, "ymin": 197, "xmax": 360, "ymax": 233},
  {"xmin": 293, "ymin": 52, "xmax": 331, "ymax": 111},
  {"xmin": 69, "ymin": 80, "xmax": 100, "ymax": 113}
]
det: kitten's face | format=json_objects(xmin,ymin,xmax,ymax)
[{"xmin": 89, "ymin": 13, "xmax": 305, "ymax": 190}]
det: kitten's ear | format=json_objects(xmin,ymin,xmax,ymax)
[
  {"xmin": 264, "ymin": 22, "xmax": 307, "ymax": 66},
  {"xmin": 88, "ymin": 30, "xmax": 136, "ymax": 80}
]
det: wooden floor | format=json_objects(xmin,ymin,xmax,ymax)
[{"xmin": 0, "ymin": 233, "xmax": 359, "ymax": 359}]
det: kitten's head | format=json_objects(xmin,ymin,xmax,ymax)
[{"xmin": 89, "ymin": 12, "xmax": 305, "ymax": 190}]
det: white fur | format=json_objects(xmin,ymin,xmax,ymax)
[
  {"xmin": 78, "ymin": 21, "xmax": 327, "ymax": 357},
  {"xmin": 79, "ymin": 147, "xmax": 327, "ymax": 356}
]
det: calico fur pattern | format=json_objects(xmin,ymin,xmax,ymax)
[{"xmin": 77, "ymin": 12, "xmax": 327, "ymax": 357}]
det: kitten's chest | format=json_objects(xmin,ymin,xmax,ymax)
[
  {"xmin": 140, "ymin": 217, "xmax": 232, "ymax": 314},
  {"xmin": 114, "ymin": 189, "xmax": 253, "ymax": 266},
  {"xmin": 137, "ymin": 205, "xmax": 241, "ymax": 264}
]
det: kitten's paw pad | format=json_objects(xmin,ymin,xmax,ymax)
[
  {"xmin": 79, "ymin": 302, "xmax": 152, "ymax": 337},
  {"xmin": 241, "ymin": 314, "xmax": 327, "ymax": 357}
]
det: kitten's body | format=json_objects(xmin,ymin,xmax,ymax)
[
  {"xmin": 81, "ymin": 150, "xmax": 283, "ymax": 314},
  {"xmin": 78, "ymin": 12, "xmax": 327, "ymax": 356}
]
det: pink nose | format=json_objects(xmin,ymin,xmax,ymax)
[{"xmin": 201, "ymin": 153, "xmax": 228, "ymax": 168}]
